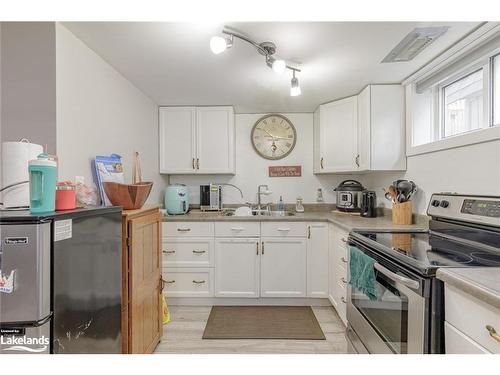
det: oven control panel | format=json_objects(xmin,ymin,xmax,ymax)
[{"xmin": 428, "ymin": 193, "xmax": 500, "ymax": 226}]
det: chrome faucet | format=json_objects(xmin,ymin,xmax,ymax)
[{"xmin": 257, "ymin": 185, "xmax": 272, "ymax": 212}]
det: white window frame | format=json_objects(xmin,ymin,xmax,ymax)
[{"xmin": 406, "ymin": 26, "xmax": 500, "ymax": 156}]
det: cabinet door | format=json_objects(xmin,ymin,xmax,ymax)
[
  {"xmin": 129, "ymin": 212, "xmax": 162, "ymax": 354},
  {"xmin": 215, "ymin": 238, "xmax": 260, "ymax": 298},
  {"xmin": 357, "ymin": 86, "xmax": 371, "ymax": 171},
  {"xmin": 307, "ymin": 223, "xmax": 329, "ymax": 298},
  {"xmin": 260, "ymin": 238, "xmax": 307, "ymax": 298},
  {"xmin": 159, "ymin": 107, "xmax": 196, "ymax": 173},
  {"xmin": 196, "ymin": 106, "xmax": 235, "ymax": 174},
  {"xmin": 328, "ymin": 225, "xmax": 338, "ymax": 307},
  {"xmin": 319, "ymin": 96, "xmax": 358, "ymax": 173}
]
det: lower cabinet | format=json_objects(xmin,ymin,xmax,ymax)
[
  {"xmin": 162, "ymin": 267, "xmax": 214, "ymax": 297},
  {"xmin": 328, "ymin": 224, "xmax": 349, "ymax": 324},
  {"xmin": 307, "ymin": 223, "xmax": 329, "ymax": 298},
  {"xmin": 122, "ymin": 205, "xmax": 162, "ymax": 354},
  {"xmin": 260, "ymin": 237, "xmax": 307, "ymax": 297},
  {"xmin": 215, "ymin": 238, "xmax": 260, "ymax": 298}
]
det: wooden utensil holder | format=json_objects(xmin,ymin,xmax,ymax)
[{"xmin": 392, "ymin": 201, "xmax": 412, "ymax": 225}]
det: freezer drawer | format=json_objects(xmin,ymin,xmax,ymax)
[{"xmin": 0, "ymin": 222, "xmax": 51, "ymax": 323}]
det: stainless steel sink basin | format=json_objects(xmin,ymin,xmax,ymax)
[{"xmin": 221, "ymin": 209, "xmax": 295, "ymax": 217}]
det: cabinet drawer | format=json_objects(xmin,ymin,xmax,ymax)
[
  {"xmin": 336, "ymin": 281, "xmax": 347, "ymax": 325},
  {"xmin": 215, "ymin": 222, "xmax": 260, "ymax": 237},
  {"xmin": 162, "ymin": 238, "xmax": 213, "ymax": 268},
  {"xmin": 445, "ymin": 322, "xmax": 491, "ymax": 354},
  {"xmin": 261, "ymin": 222, "xmax": 308, "ymax": 237},
  {"xmin": 162, "ymin": 268, "xmax": 214, "ymax": 297},
  {"xmin": 445, "ymin": 285, "xmax": 500, "ymax": 354},
  {"xmin": 163, "ymin": 221, "xmax": 215, "ymax": 237},
  {"xmin": 336, "ymin": 263, "xmax": 348, "ymax": 287}
]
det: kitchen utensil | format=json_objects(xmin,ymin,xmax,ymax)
[
  {"xmin": 234, "ymin": 206, "xmax": 253, "ymax": 217},
  {"xmin": 29, "ymin": 153, "xmax": 57, "ymax": 213},
  {"xmin": 55, "ymin": 182, "xmax": 77, "ymax": 211},
  {"xmin": 360, "ymin": 191, "xmax": 377, "ymax": 218},
  {"xmin": 164, "ymin": 184, "xmax": 189, "ymax": 214},
  {"xmin": 385, "ymin": 185, "xmax": 398, "ymax": 203},
  {"xmin": 334, "ymin": 180, "xmax": 365, "ymax": 212}
]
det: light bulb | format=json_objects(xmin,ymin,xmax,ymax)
[
  {"xmin": 272, "ymin": 59, "xmax": 286, "ymax": 74},
  {"xmin": 210, "ymin": 36, "xmax": 228, "ymax": 54},
  {"xmin": 290, "ymin": 76, "xmax": 301, "ymax": 96}
]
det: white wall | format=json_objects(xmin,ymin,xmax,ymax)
[
  {"xmin": 1, "ymin": 22, "xmax": 57, "ymax": 153},
  {"xmin": 56, "ymin": 24, "xmax": 167, "ymax": 204},
  {"xmin": 170, "ymin": 112, "xmax": 368, "ymax": 205},
  {"xmin": 367, "ymin": 139, "xmax": 500, "ymax": 214}
]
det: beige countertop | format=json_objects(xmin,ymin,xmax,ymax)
[
  {"xmin": 437, "ymin": 268, "xmax": 500, "ymax": 310},
  {"xmin": 162, "ymin": 209, "xmax": 429, "ymax": 232}
]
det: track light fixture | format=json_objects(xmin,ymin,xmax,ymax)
[{"xmin": 210, "ymin": 28, "xmax": 302, "ymax": 96}]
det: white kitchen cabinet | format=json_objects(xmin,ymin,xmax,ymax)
[
  {"xmin": 314, "ymin": 96, "xmax": 358, "ymax": 173},
  {"xmin": 159, "ymin": 106, "xmax": 235, "ymax": 174},
  {"xmin": 215, "ymin": 238, "xmax": 260, "ymax": 298},
  {"xmin": 307, "ymin": 223, "xmax": 329, "ymax": 298},
  {"xmin": 357, "ymin": 85, "xmax": 406, "ymax": 171},
  {"xmin": 260, "ymin": 238, "xmax": 307, "ymax": 298},
  {"xmin": 314, "ymin": 84, "xmax": 406, "ymax": 174},
  {"xmin": 159, "ymin": 107, "xmax": 196, "ymax": 174},
  {"xmin": 328, "ymin": 224, "xmax": 349, "ymax": 324},
  {"xmin": 196, "ymin": 107, "xmax": 235, "ymax": 174}
]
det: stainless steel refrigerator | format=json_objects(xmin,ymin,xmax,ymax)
[{"xmin": 0, "ymin": 206, "xmax": 122, "ymax": 354}]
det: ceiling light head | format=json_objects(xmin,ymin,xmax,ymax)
[
  {"xmin": 290, "ymin": 72, "xmax": 301, "ymax": 97},
  {"xmin": 272, "ymin": 59, "xmax": 287, "ymax": 75},
  {"xmin": 210, "ymin": 35, "xmax": 232, "ymax": 55}
]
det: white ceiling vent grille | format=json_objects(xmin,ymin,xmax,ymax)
[{"xmin": 381, "ymin": 26, "xmax": 449, "ymax": 63}]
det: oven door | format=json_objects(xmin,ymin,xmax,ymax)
[{"xmin": 347, "ymin": 240, "xmax": 427, "ymax": 354}]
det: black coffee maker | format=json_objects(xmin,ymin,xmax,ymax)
[{"xmin": 360, "ymin": 191, "xmax": 377, "ymax": 218}]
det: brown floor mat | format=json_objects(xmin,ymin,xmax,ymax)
[{"xmin": 202, "ymin": 306, "xmax": 326, "ymax": 340}]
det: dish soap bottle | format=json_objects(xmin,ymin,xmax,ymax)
[
  {"xmin": 295, "ymin": 197, "xmax": 304, "ymax": 213},
  {"xmin": 316, "ymin": 188, "xmax": 324, "ymax": 203},
  {"xmin": 277, "ymin": 196, "xmax": 285, "ymax": 213}
]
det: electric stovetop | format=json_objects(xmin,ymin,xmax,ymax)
[{"xmin": 350, "ymin": 230, "xmax": 500, "ymax": 276}]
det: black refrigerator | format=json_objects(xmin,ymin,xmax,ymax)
[{"xmin": 0, "ymin": 206, "xmax": 122, "ymax": 354}]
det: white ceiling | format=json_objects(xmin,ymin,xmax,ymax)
[{"xmin": 63, "ymin": 22, "xmax": 481, "ymax": 113}]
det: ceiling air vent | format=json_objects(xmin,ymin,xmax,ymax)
[{"xmin": 381, "ymin": 26, "xmax": 449, "ymax": 63}]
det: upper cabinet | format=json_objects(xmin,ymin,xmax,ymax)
[
  {"xmin": 314, "ymin": 84, "xmax": 406, "ymax": 174},
  {"xmin": 314, "ymin": 96, "xmax": 358, "ymax": 173},
  {"xmin": 159, "ymin": 106, "xmax": 235, "ymax": 174}
]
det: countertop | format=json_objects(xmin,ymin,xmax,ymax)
[
  {"xmin": 437, "ymin": 268, "xmax": 500, "ymax": 310},
  {"xmin": 162, "ymin": 209, "xmax": 429, "ymax": 232}
]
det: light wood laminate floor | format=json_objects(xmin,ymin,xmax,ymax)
[{"xmin": 154, "ymin": 305, "xmax": 348, "ymax": 354}]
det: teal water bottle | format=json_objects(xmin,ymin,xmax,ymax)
[{"xmin": 29, "ymin": 153, "xmax": 58, "ymax": 213}]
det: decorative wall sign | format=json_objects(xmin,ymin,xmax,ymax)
[{"xmin": 268, "ymin": 166, "xmax": 302, "ymax": 177}]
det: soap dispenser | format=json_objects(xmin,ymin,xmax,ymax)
[{"xmin": 295, "ymin": 197, "xmax": 304, "ymax": 213}]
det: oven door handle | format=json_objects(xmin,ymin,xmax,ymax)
[{"xmin": 374, "ymin": 263, "xmax": 420, "ymax": 290}]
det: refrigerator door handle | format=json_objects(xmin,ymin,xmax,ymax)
[{"xmin": 0, "ymin": 312, "xmax": 52, "ymax": 329}]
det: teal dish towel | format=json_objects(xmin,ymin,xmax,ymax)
[{"xmin": 349, "ymin": 246, "xmax": 379, "ymax": 301}]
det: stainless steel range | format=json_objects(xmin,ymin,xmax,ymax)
[{"xmin": 346, "ymin": 193, "xmax": 500, "ymax": 354}]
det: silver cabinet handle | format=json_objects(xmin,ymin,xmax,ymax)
[
  {"xmin": 192, "ymin": 250, "xmax": 206, "ymax": 254},
  {"xmin": 308, "ymin": 226, "xmax": 311, "ymax": 239},
  {"xmin": 341, "ymin": 277, "xmax": 348, "ymax": 284},
  {"xmin": 262, "ymin": 242, "xmax": 265, "ymax": 255},
  {"xmin": 355, "ymin": 154, "xmax": 360, "ymax": 167},
  {"xmin": 341, "ymin": 237, "xmax": 348, "ymax": 243},
  {"xmin": 341, "ymin": 257, "xmax": 348, "ymax": 263},
  {"xmin": 341, "ymin": 297, "xmax": 347, "ymax": 304},
  {"xmin": 320, "ymin": 157, "xmax": 324, "ymax": 169},
  {"xmin": 192, "ymin": 280, "xmax": 206, "ymax": 284},
  {"xmin": 374, "ymin": 263, "xmax": 420, "ymax": 290},
  {"xmin": 486, "ymin": 325, "xmax": 500, "ymax": 343},
  {"xmin": 277, "ymin": 228, "xmax": 291, "ymax": 231},
  {"xmin": 192, "ymin": 158, "xmax": 195, "ymax": 169},
  {"xmin": 231, "ymin": 227, "xmax": 244, "ymax": 231},
  {"xmin": 196, "ymin": 158, "xmax": 200, "ymax": 170},
  {"xmin": 163, "ymin": 250, "xmax": 175, "ymax": 254},
  {"xmin": 163, "ymin": 280, "xmax": 175, "ymax": 284},
  {"xmin": 256, "ymin": 242, "xmax": 259, "ymax": 255},
  {"xmin": 177, "ymin": 228, "xmax": 191, "ymax": 232}
]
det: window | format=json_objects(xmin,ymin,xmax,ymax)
[
  {"xmin": 494, "ymin": 54, "xmax": 500, "ymax": 126},
  {"xmin": 442, "ymin": 69, "xmax": 484, "ymax": 138}
]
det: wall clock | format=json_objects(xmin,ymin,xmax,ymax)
[{"xmin": 251, "ymin": 114, "xmax": 297, "ymax": 160}]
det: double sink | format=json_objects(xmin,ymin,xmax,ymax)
[{"xmin": 223, "ymin": 209, "xmax": 296, "ymax": 217}]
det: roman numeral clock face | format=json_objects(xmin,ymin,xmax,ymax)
[{"xmin": 251, "ymin": 114, "xmax": 297, "ymax": 160}]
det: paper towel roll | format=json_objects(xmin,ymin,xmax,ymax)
[{"xmin": 1, "ymin": 140, "xmax": 43, "ymax": 208}]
